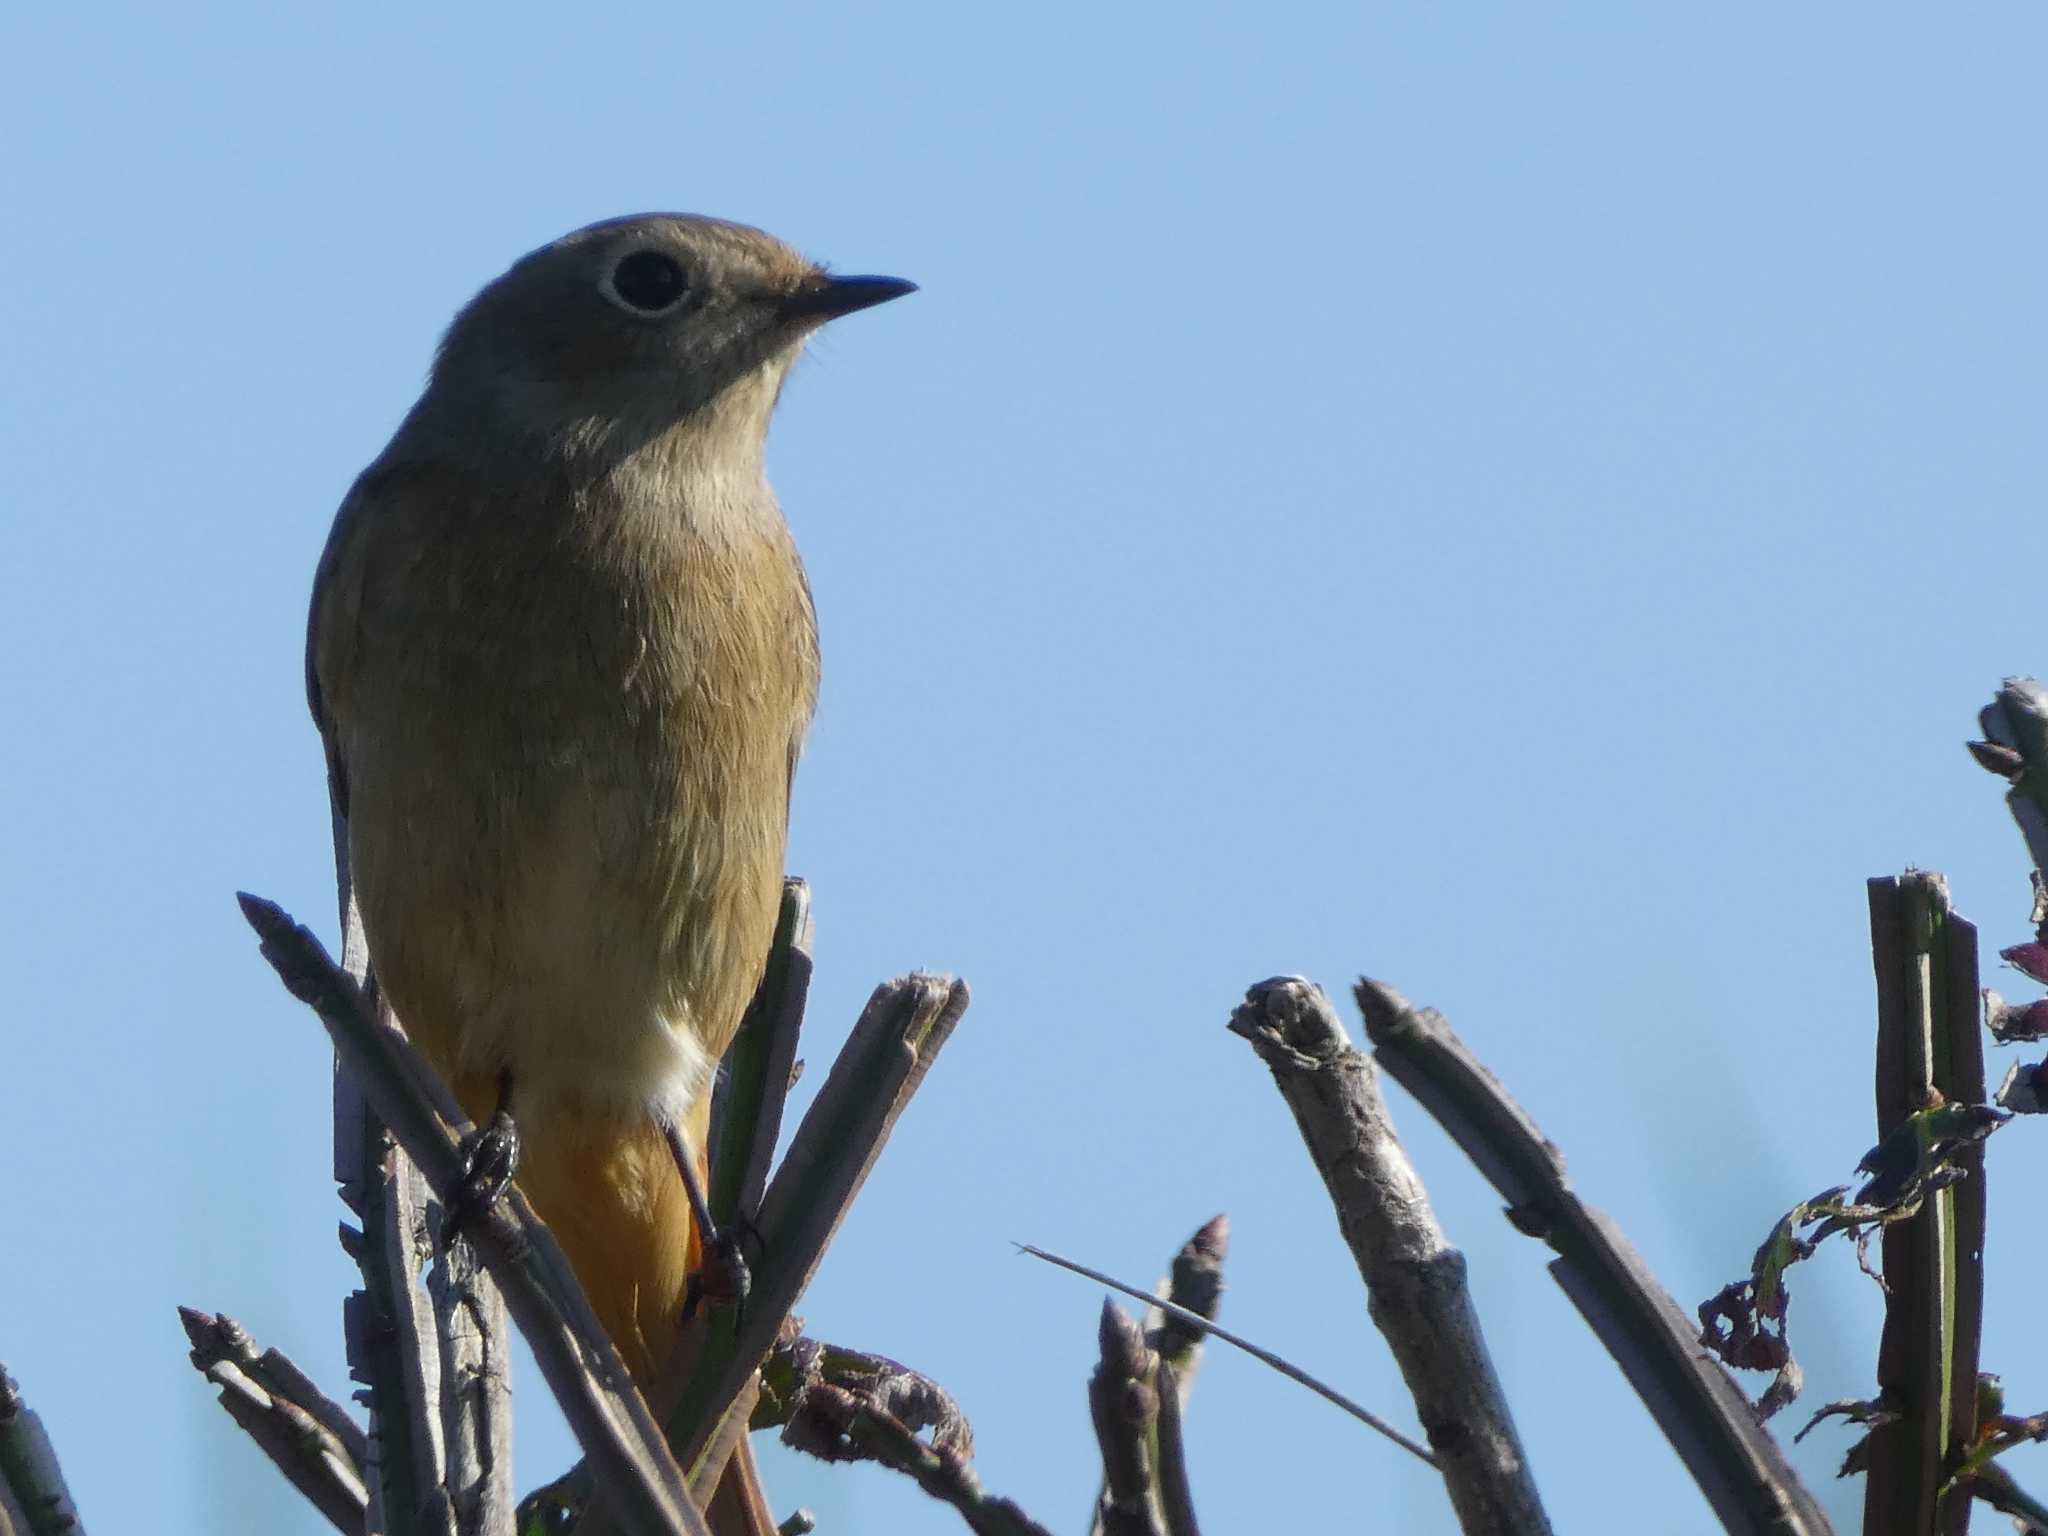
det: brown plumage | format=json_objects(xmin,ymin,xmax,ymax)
[{"xmin": 308, "ymin": 213, "xmax": 911, "ymax": 1521}]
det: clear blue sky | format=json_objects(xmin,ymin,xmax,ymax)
[{"xmin": 5, "ymin": 6, "xmax": 2046, "ymax": 1532}]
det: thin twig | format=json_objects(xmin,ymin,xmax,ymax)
[
  {"xmin": 1151, "ymin": 1361, "xmax": 1201, "ymax": 1536},
  {"xmin": 684, "ymin": 1376, "xmax": 761, "ymax": 1508},
  {"xmin": 1356, "ymin": 976, "xmax": 1836, "ymax": 1536},
  {"xmin": 669, "ymin": 880, "xmax": 814, "ymax": 1527},
  {"xmin": 710, "ymin": 878, "xmax": 814, "ymax": 1229},
  {"xmin": 661, "ymin": 974, "xmax": 970, "ymax": 1471},
  {"xmin": 696, "ymin": 1379, "xmax": 777, "ymax": 1536},
  {"xmin": 1017, "ymin": 1245, "xmax": 1436, "ymax": 1467},
  {"xmin": 1231, "ymin": 977, "xmax": 1548, "ymax": 1535},
  {"xmin": 237, "ymin": 892, "xmax": 706, "ymax": 1536},
  {"xmin": 0, "ymin": 1366, "xmax": 86, "ymax": 1536}
]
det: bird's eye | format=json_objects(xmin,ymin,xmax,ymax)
[{"xmin": 607, "ymin": 251, "xmax": 688, "ymax": 314}]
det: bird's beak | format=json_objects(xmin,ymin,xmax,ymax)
[{"xmin": 784, "ymin": 274, "xmax": 919, "ymax": 322}]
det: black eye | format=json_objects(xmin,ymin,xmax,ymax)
[{"xmin": 609, "ymin": 251, "xmax": 687, "ymax": 313}]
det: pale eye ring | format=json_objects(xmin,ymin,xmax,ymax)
[{"xmin": 604, "ymin": 250, "xmax": 689, "ymax": 314}]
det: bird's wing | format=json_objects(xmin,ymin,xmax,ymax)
[
  {"xmin": 307, "ymin": 476, "xmax": 370, "ymax": 819},
  {"xmin": 307, "ymin": 462, "xmax": 421, "ymax": 959},
  {"xmin": 308, "ymin": 461, "xmax": 424, "ymax": 819}
]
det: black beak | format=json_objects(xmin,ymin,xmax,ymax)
[{"xmin": 785, "ymin": 273, "xmax": 918, "ymax": 322}]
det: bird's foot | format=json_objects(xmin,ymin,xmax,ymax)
[
  {"xmin": 681, "ymin": 1222, "xmax": 752, "ymax": 1328},
  {"xmin": 444, "ymin": 1105, "xmax": 520, "ymax": 1242}
]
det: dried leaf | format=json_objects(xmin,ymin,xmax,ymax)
[
  {"xmin": 1985, "ymin": 990, "xmax": 2048, "ymax": 1043},
  {"xmin": 2000, "ymin": 943, "xmax": 2048, "ymax": 986}
]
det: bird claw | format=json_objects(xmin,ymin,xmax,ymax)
[
  {"xmin": 444, "ymin": 1107, "xmax": 520, "ymax": 1241},
  {"xmin": 681, "ymin": 1224, "xmax": 752, "ymax": 1329}
]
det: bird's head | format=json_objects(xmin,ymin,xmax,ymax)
[{"xmin": 422, "ymin": 213, "xmax": 914, "ymax": 470}]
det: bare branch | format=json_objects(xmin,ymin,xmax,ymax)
[
  {"xmin": 383, "ymin": 1145, "xmax": 455, "ymax": 1536},
  {"xmin": 236, "ymin": 892, "xmax": 706, "ymax": 1536},
  {"xmin": 1232, "ymin": 976, "xmax": 1546, "ymax": 1534},
  {"xmin": 330, "ymin": 903, "xmax": 444, "ymax": 1536},
  {"xmin": 428, "ymin": 1229, "xmax": 515, "ymax": 1535},
  {"xmin": 709, "ymin": 878, "xmax": 814, "ymax": 1229},
  {"xmin": 1150, "ymin": 1362, "xmax": 1200, "ymax": 1536},
  {"xmin": 1356, "ymin": 976, "xmax": 1835, "ymax": 1536},
  {"xmin": 0, "ymin": 1366, "xmax": 86, "ymax": 1536}
]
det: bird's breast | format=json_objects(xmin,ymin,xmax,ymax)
[{"xmin": 334, "ymin": 464, "xmax": 818, "ymax": 1126}]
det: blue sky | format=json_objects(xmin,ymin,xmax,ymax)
[{"xmin": 5, "ymin": 6, "xmax": 2048, "ymax": 1532}]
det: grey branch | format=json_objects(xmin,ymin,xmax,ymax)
[
  {"xmin": 1355, "ymin": 976, "xmax": 1835, "ymax": 1536},
  {"xmin": 329, "ymin": 866, "xmax": 446, "ymax": 1536},
  {"xmin": 1230, "ymin": 977, "xmax": 1547, "ymax": 1535},
  {"xmin": 236, "ymin": 892, "xmax": 707, "ymax": 1536},
  {"xmin": 428, "ymin": 1229, "xmax": 515, "ymax": 1535},
  {"xmin": 659, "ymin": 973, "xmax": 970, "ymax": 1473},
  {"xmin": 177, "ymin": 1311, "xmax": 368, "ymax": 1534},
  {"xmin": 382, "ymin": 1142, "xmax": 454, "ymax": 1536},
  {"xmin": 0, "ymin": 1366, "xmax": 86, "ymax": 1536}
]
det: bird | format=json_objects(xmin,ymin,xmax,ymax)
[{"xmin": 306, "ymin": 213, "xmax": 913, "ymax": 1530}]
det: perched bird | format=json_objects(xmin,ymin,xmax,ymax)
[{"xmin": 307, "ymin": 214, "xmax": 913, "ymax": 1526}]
